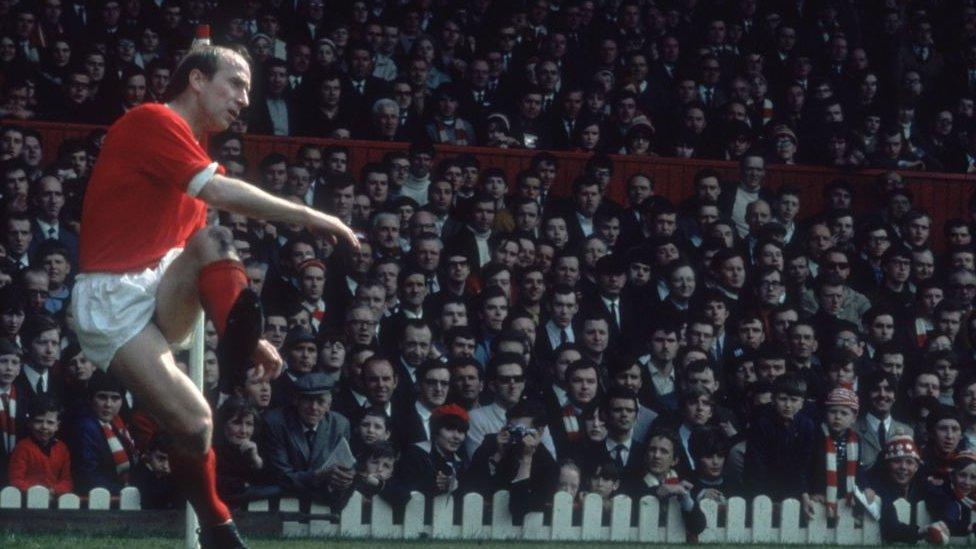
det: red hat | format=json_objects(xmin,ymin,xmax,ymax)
[
  {"xmin": 824, "ymin": 387, "xmax": 859, "ymax": 413},
  {"xmin": 431, "ymin": 403, "xmax": 469, "ymax": 425},
  {"xmin": 884, "ymin": 434, "xmax": 922, "ymax": 463}
]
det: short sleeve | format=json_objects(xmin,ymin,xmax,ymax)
[{"xmin": 128, "ymin": 107, "xmax": 214, "ymax": 193}]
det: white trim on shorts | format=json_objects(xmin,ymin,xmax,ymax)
[{"xmin": 70, "ymin": 247, "xmax": 185, "ymax": 371}]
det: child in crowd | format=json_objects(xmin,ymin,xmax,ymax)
[
  {"xmin": 807, "ymin": 387, "xmax": 863, "ymax": 519},
  {"xmin": 7, "ymin": 395, "xmax": 71, "ymax": 495},
  {"xmin": 924, "ymin": 450, "xmax": 976, "ymax": 538},
  {"xmin": 585, "ymin": 460, "xmax": 621, "ymax": 513},
  {"xmin": 66, "ymin": 371, "xmax": 135, "ymax": 494},
  {"xmin": 132, "ymin": 434, "xmax": 181, "ymax": 509},
  {"xmin": 354, "ymin": 441, "xmax": 407, "ymax": 507},
  {"xmin": 744, "ymin": 374, "xmax": 815, "ymax": 500},
  {"xmin": 351, "ymin": 406, "xmax": 392, "ymax": 459},
  {"xmin": 689, "ymin": 426, "xmax": 740, "ymax": 502}
]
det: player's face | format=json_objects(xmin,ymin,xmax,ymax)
[{"xmin": 199, "ymin": 53, "xmax": 251, "ymax": 132}]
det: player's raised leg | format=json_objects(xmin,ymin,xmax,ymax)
[
  {"xmin": 109, "ymin": 322, "xmax": 244, "ymax": 547},
  {"xmin": 155, "ymin": 225, "xmax": 244, "ymax": 343},
  {"xmin": 154, "ymin": 225, "xmax": 278, "ymax": 546}
]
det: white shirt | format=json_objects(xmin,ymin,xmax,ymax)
[
  {"xmin": 731, "ymin": 185, "xmax": 760, "ymax": 237},
  {"xmin": 575, "ymin": 212, "xmax": 594, "ymax": 237},
  {"xmin": 865, "ymin": 413, "xmax": 891, "ymax": 441},
  {"xmin": 679, "ymin": 424, "xmax": 695, "ymax": 469},
  {"xmin": 401, "ymin": 174, "xmax": 430, "ymax": 206},
  {"xmin": 23, "ymin": 365, "xmax": 48, "ymax": 393},
  {"xmin": 605, "ymin": 433, "xmax": 633, "ymax": 465},
  {"xmin": 473, "ymin": 231, "xmax": 490, "ymax": 267},
  {"xmin": 545, "ymin": 319, "xmax": 574, "ymax": 349},
  {"xmin": 648, "ymin": 362, "xmax": 675, "ymax": 396},
  {"xmin": 415, "ymin": 401, "xmax": 433, "ymax": 440},
  {"xmin": 36, "ymin": 219, "xmax": 59, "ymax": 240},
  {"xmin": 266, "ymin": 96, "xmax": 290, "ymax": 136},
  {"xmin": 601, "ymin": 296, "xmax": 621, "ymax": 326}
]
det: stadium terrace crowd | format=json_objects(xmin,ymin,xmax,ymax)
[
  {"xmin": 0, "ymin": 0, "xmax": 973, "ymax": 169},
  {"xmin": 1, "ymin": 0, "xmax": 976, "ymax": 544}
]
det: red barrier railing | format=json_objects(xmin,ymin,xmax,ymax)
[{"xmin": 12, "ymin": 119, "xmax": 976, "ymax": 249}]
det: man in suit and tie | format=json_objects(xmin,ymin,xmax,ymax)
[
  {"xmin": 261, "ymin": 372, "xmax": 353, "ymax": 506},
  {"xmin": 855, "ymin": 370, "xmax": 913, "ymax": 470},
  {"xmin": 395, "ymin": 360, "xmax": 450, "ymax": 449},
  {"xmin": 534, "ymin": 284, "xmax": 579, "ymax": 364},
  {"xmin": 4, "ymin": 212, "xmax": 33, "ymax": 272},
  {"xmin": 29, "ymin": 175, "xmax": 79, "ymax": 266},
  {"xmin": 459, "ymin": 58, "xmax": 495, "ymax": 123},
  {"xmin": 13, "ymin": 315, "xmax": 62, "ymax": 411},
  {"xmin": 582, "ymin": 254, "xmax": 641, "ymax": 350},
  {"xmin": 343, "ymin": 43, "xmax": 391, "ymax": 116},
  {"xmin": 581, "ymin": 389, "xmax": 645, "ymax": 477}
]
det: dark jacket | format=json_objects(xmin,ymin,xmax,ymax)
[{"xmin": 743, "ymin": 405, "xmax": 816, "ymax": 500}]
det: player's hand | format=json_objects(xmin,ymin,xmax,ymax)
[
  {"xmin": 250, "ymin": 339, "xmax": 283, "ymax": 381},
  {"xmin": 308, "ymin": 210, "xmax": 360, "ymax": 251}
]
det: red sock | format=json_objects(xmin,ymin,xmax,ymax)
[
  {"xmin": 170, "ymin": 448, "xmax": 232, "ymax": 526},
  {"xmin": 198, "ymin": 259, "xmax": 248, "ymax": 337}
]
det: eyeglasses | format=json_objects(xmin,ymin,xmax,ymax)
[{"xmin": 824, "ymin": 262, "xmax": 850, "ymax": 269}]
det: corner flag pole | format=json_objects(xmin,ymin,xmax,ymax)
[{"xmin": 186, "ymin": 311, "xmax": 206, "ymax": 549}]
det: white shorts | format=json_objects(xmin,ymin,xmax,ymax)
[{"xmin": 70, "ymin": 247, "xmax": 185, "ymax": 371}]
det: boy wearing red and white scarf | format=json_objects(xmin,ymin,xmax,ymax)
[
  {"xmin": 0, "ymin": 339, "xmax": 23, "ymax": 485},
  {"xmin": 66, "ymin": 371, "xmax": 136, "ymax": 494},
  {"xmin": 924, "ymin": 450, "xmax": 976, "ymax": 540},
  {"xmin": 805, "ymin": 387, "xmax": 863, "ymax": 520}
]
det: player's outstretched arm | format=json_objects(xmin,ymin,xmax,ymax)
[{"xmin": 198, "ymin": 173, "xmax": 359, "ymax": 249}]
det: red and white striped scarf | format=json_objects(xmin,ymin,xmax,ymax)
[
  {"xmin": 562, "ymin": 404, "xmax": 581, "ymax": 442},
  {"xmin": 435, "ymin": 118, "xmax": 469, "ymax": 146},
  {"xmin": 953, "ymin": 484, "xmax": 976, "ymax": 511},
  {"xmin": 0, "ymin": 387, "xmax": 16, "ymax": 453},
  {"xmin": 100, "ymin": 416, "xmax": 134, "ymax": 482},
  {"xmin": 643, "ymin": 469, "xmax": 680, "ymax": 488},
  {"xmin": 823, "ymin": 424, "xmax": 858, "ymax": 517}
]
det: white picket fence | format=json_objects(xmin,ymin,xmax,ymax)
[{"xmin": 3, "ymin": 485, "xmax": 975, "ymax": 544}]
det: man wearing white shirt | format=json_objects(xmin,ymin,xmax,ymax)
[
  {"xmin": 465, "ymin": 354, "xmax": 557, "ymax": 458},
  {"xmin": 397, "ymin": 361, "xmax": 449, "ymax": 447}
]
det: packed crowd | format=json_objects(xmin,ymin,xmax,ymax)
[
  {"xmin": 0, "ymin": 0, "xmax": 974, "ymax": 171},
  {"xmin": 1, "ymin": 0, "xmax": 976, "ymax": 544}
]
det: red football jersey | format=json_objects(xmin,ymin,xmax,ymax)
[{"xmin": 79, "ymin": 104, "xmax": 222, "ymax": 273}]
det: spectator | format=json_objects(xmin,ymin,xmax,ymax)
[
  {"xmin": 65, "ymin": 371, "xmax": 134, "ymax": 494},
  {"xmin": 392, "ymin": 403, "xmax": 469, "ymax": 498},
  {"xmin": 214, "ymin": 396, "xmax": 279, "ymax": 506},
  {"xmin": 261, "ymin": 372, "xmax": 352, "ymax": 507},
  {"xmin": 7, "ymin": 395, "xmax": 71, "ymax": 496}
]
